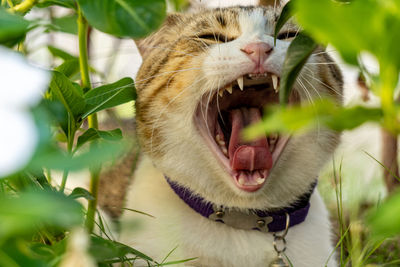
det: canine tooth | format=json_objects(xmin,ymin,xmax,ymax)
[
  {"xmin": 218, "ymin": 88, "xmax": 224, "ymax": 97},
  {"xmin": 257, "ymin": 177, "xmax": 265, "ymax": 184},
  {"xmin": 222, "ymin": 147, "xmax": 228, "ymax": 156},
  {"xmin": 226, "ymin": 84, "xmax": 233, "ymax": 94},
  {"xmin": 238, "ymin": 177, "xmax": 245, "ymax": 185},
  {"xmin": 269, "ymin": 145, "xmax": 274, "ymax": 152},
  {"xmin": 237, "ymin": 76, "xmax": 244, "ymax": 91},
  {"xmin": 271, "ymin": 74, "xmax": 279, "ymax": 92},
  {"xmin": 269, "ymin": 133, "xmax": 278, "ymax": 141}
]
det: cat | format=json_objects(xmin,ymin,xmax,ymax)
[{"xmin": 119, "ymin": 4, "xmax": 343, "ymax": 267}]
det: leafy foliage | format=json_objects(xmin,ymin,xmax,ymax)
[
  {"xmin": 0, "ymin": 189, "xmax": 83, "ymax": 238},
  {"xmin": 279, "ymin": 33, "xmax": 317, "ymax": 105},
  {"xmin": 83, "ymin": 77, "xmax": 136, "ymax": 118},
  {"xmin": 77, "ymin": 0, "xmax": 166, "ymax": 38},
  {"xmin": 0, "ymin": 9, "xmax": 30, "ymax": 46},
  {"xmin": 368, "ymin": 190, "xmax": 400, "ymax": 238},
  {"xmin": 0, "ymin": 0, "xmax": 167, "ymax": 265}
]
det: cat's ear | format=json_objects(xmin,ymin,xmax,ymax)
[{"xmin": 135, "ymin": 13, "xmax": 183, "ymax": 59}]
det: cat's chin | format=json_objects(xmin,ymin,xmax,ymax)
[{"xmin": 194, "ymin": 73, "xmax": 299, "ymax": 192}]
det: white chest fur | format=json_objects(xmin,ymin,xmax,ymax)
[{"xmin": 119, "ymin": 157, "xmax": 337, "ymax": 267}]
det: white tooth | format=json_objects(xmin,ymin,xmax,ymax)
[
  {"xmin": 238, "ymin": 177, "xmax": 245, "ymax": 185},
  {"xmin": 217, "ymin": 140, "xmax": 226, "ymax": 146},
  {"xmin": 222, "ymin": 147, "xmax": 228, "ymax": 156},
  {"xmin": 216, "ymin": 134, "xmax": 221, "ymax": 142},
  {"xmin": 257, "ymin": 177, "xmax": 265, "ymax": 184},
  {"xmin": 237, "ymin": 76, "xmax": 244, "ymax": 91},
  {"xmin": 218, "ymin": 88, "xmax": 224, "ymax": 97},
  {"xmin": 271, "ymin": 74, "xmax": 278, "ymax": 92},
  {"xmin": 226, "ymin": 84, "xmax": 233, "ymax": 94},
  {"xmin": 269, "ymin": 133, "xmax": 278, "ymax": 141}
]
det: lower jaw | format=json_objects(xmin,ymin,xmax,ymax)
[
  {"xmin": 231, "ymin": 136, "xmax": 290, "ymax": 192},
  {"xmin": 197, "ymin": 129, "xmax": 291, "ymax": 193}
]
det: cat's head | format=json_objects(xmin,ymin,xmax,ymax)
[{"xmin": 135, "ymin": 5, "xmax": 343, "ymax": 209}]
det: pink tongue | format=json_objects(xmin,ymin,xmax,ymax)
[{"xmin": 228, "ymin": 108, "xmax": 272, "ymax": 171}]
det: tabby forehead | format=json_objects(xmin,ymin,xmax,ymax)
[{"xmin": 238, "ymin": 8, "xmax": 274, "ymax": 36}]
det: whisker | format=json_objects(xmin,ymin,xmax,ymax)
[
  {"xmin": 149, "ymin": 76, "xmax": 206, "ymax": 154},
  {"xmin": 204, "ymin": 84, "xmax": 214, "ymax": 136},
  {"xmin": 300, "ymin": 74, "xmax": 321, "ymax": 138},
  {"xmin": 216, "ymin": 79, "xmax": 225, "ymax": 127},
  {"xmin": 297, "ymin": 79, "xmax": 314, "ymax": 106},
  {"xmin": 303, "ymin": 72, "xmax": 344, "ymax": 97},
  {"xmin": 305, "ymin": 62, "xmax": 344, "ymax": 66},
  {"xmin": 311, "ymin": 49, "xmax": 337, "ymax": 56},
  {"xmin": 303, "ymin": 76, "xmax": 322, "ymax": 101}
]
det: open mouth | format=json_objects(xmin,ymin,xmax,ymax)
[{"xmin": 194, "ymin": 72, "xmax": 296, "ymax": 192}]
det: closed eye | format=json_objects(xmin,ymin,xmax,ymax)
[
  {"xmin": 196, "ymin": 33, "xmax": 235, "ymax": 43},
  {"xmin": 277, "ymin": 31, "xmax": 298, "ymax": 40}
]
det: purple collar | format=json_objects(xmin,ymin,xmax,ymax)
[{"xmin": 165, "ymin": 176, "xmax": 316, "ymax": 233}]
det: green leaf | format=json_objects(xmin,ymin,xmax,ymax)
[
  {"xmin": 293, "ymin": 0, "xmax": 377, "ymax": 65},
  {"xmin": 279, "ymin": 32, "xmax": 317, "ymax": 104},
  {"xmin": 39, "ymin": 98, "xmax": 69, "ymax": 135},
  {"xmin": 47, "ymin": 45, "xmax": 77, "ymax": 61},
  {"xmin": 368, "ymin": 190, "xmax": 400, "ymax": 238},
  {"xmin": 77, "ymin": 0, "xmax": 166, "ymax": 38},
  {"xmin": 49, "ymin": 71, "xmax": 86, "ymax": 121},
  {"xmin": 274, "ymin": 0, "xmax": 295, "ymax": 45},
  {"xmin": 83, "ymin": 77, "xmax": 136, "ymax": 118},
  {"xmin": 36, "ymin": 0, "xmax": 76, "ymax": 9},
  {"xmin": 90, "ymin": 235, "xmax": 154, "ymax": 263},
  {"xmin": 169, "ymin": 0, "xmax": 189, "ymax": 11},
  {"xmin": 244, "ymin": 99, "xmax": 383, "ymax": 140},
  {"xmin": 0, "ymin": 239, "xmax": 47, "ymax": 267},
  {"xmin": 0, "ymin": 189, "xmax": 83, "ymax": 238},
  {"xmin": 29, "ymin": 139, "xmax": 127, "ymax": 172},
  {"xmin": 76, "ymin": 128, "xmax": 123, "ymax": 150},
  {"xmin": 4, "ymin": 0, "xmax": 23, "ymax": 7},
  {"xmin": 0, "ymin": 9, "xmax": 30, "ymax": 45},
  {"xmin": 55, "ymin": 59, "xmax": 80, "ymax": 78},
  {"xmin": 51, "ymin": 14, "xmax": 78, "ymax": 35},
  {"xmin": 69, "ymin": 187, "xmax": 94, "ymax": 200}
]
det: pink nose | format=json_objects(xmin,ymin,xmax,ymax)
[{"xmin": 241, "ymin": 42, "xmax": 273, "ymax": 67}]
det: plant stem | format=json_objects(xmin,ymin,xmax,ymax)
[
  {"xmin": 6, "ymin": 0, "xmax": 13, "ymax": 8},
  {"xmin": 11, "ymin": 0, "xmax": 36, "ymax": 13},
  {"xmin": 77, "ymin": 5, "xmax": 100, "ymax": 233},
  {"xmin": 59, "ymin": 122, "xmax": 74, "ymax": 192},
  {"xmin": 78, "ymin": 9, "xmax": 92, "ymax": 94}
]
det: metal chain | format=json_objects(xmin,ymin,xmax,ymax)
[{"xmin": 272, "ymin": 212, "xmax": 290, "ymax": 255}]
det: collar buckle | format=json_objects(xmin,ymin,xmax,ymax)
[{"xmin": 208, "ymin": 205, "xmax": 273, "ymax": 232}]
